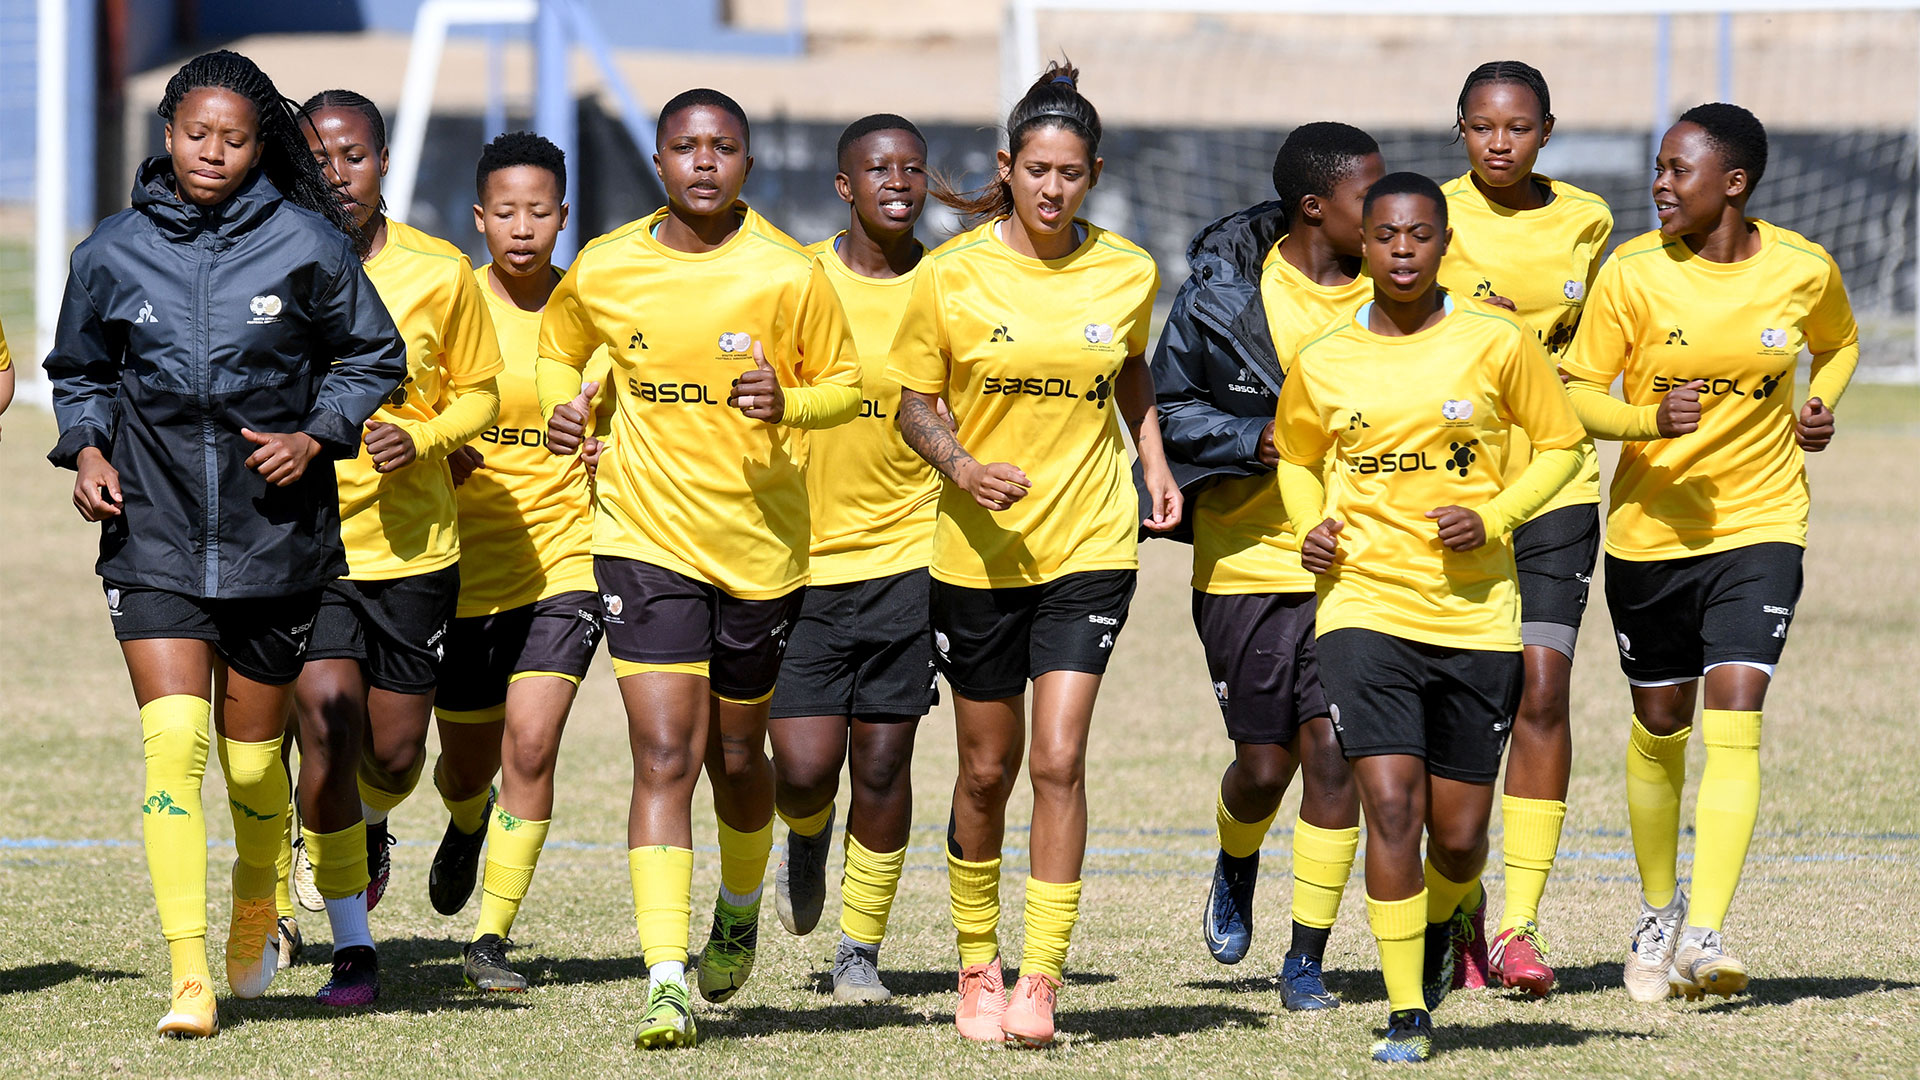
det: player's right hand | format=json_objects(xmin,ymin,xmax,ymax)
[
  {"xmin": 1301, "ymin": 518, "xmax": 1343, "ymax": 574},
  {"xmin": 1257, "ymin": 420, "xmax": 1280, "ymax": 467},
  {"xmin": 447, "ymin": 445, "xmax": 485, "ymax": 487},
  {"xmin": 956, "ymin": 460, "xmax": 1030, "ymax": 512},
  {"xmin": 546, "ymin": 380, "xmax": 599, "ymax": 456},
  {"xmin": 74, "ymin": 447, "xmax": 123, "ymax": 521},
  {"xmin": 1656, "ymin": 378, "xmax": 1705, "ymax": 437}
]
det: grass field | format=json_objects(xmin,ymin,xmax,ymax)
[{"xmin": 2, "ymin": 392, "xmax": 1917, "ymax": 1078}]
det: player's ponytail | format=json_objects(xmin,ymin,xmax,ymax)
[{"xmin": 936, "ymin": 59, "xmax": 1102, "ymax": 225}]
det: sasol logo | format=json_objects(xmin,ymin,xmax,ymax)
[
  {"xmin": 628, "ymin": 376, "xmax": 721, "ymax": 405},
  {"xmin": 858, "ymin": 398, "xmax": 889, "ymax": 418},
  {"xmin": 1760, "ymin": 327, "xmax": 1789, "ymax": 350},
  {"xmin": 248, "ymin": 294, "xmax": 283, "ymax": 324},
  {"xmin": 482, "ymin": 426, "xmax": 545, "ymax": 446},
  {"xmin": 1087, "ymin": 614, "xmax": 1119, "ymax": 626},
  {"xmin": 1346, "ymin": 450, "xmax": 1440, "ymax": 475},
  {"xmin": 718, "ymin": 331, "xmax": 753, "ymax": 353},
  {"xmin": 1650, "ymin": 375, "xmax": 1754, "ymax": 397},
  {"xmin": 1441, "ymin": 399, "xmax": 1475, "ymax": 422},
  {"xmin": 983, "ymin": 376, "xmax": 1075, "ymax": 397},
  {"xmin": 1083, "ymin": 323, "xmax": 1114, "ymax": 345},
  {"xmin": 1763, "ymin": 605, "xmax": 1792, "ymax": 615}
]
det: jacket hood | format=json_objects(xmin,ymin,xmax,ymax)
[
  {"xmin": 1185, "ymin": 199, "xmax": 1290, "ymax": 279},
  {"xmin": 132, "ymin": 155, "xmax": 284, "ymax": 243}
]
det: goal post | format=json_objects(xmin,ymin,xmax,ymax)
[{"xmin": 1002, "ymin": 0, "xmax": 1920, "ymax": 382}]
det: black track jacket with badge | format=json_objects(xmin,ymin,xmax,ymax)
[{"xmin": 45, "ymin": 158, "xmax": 406, "ymax": 598}]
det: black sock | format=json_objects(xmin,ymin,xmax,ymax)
[{"xmin": 1288, "ymin": 921, "xmax": 1331, "ymax": 961}]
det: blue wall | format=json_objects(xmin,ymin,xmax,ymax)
[{"xmin": 189, "ymin": 0, "xmax": 802, "ymax": 54}]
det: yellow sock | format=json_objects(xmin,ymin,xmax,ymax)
[
  {"xmin": 1626, "ymin": 715, "xmax": 1691, "ymax": 907},
  {"xmin": 1424, "ymin": 860, "xmax": 1479, "ymax": 924},
  {"xmin": 218, "ymin": 735, "xmax": 289, "ymax": 900},
  {"xmin": 1291, "ymin": 819, "xmax": 1359, "ymax": 930},
  {"xmin": 303, "ymin": 820, "xmax": 370, "ymax": 900},
  {"xmin": 358, "ymin": 754, "xmax": 425, "ymax": 817},
  {"xmin": 1690, "ymin": 710, "xmax": 1762, "ymax": 932},
  {"xmin": 839, "ymin": 835, "xmax": 906, "ymax": 945},
  {"xmin": 948, "ymin": 853, "xmax": 1002, "ymax": 966},
  {"xmin": 778, "ymin": 803, "xmax": 834, "ymax": 838},
  {"xmin": 168, "ymin": 936, "xmax": 212, "ymax": 984},
  {"xmin": 1019, "ymin": 877, "xmax": 1082, "ymax": 981},
  {"xmin": 1216, "ymin": 791, "xmax": 1276, "ymax": 860},
  {"xmin": 436, "ymin": 759, "xmax": 494, "ymax": 835},
  {"xmin": 1368, "ymin": 891, "xmax": 1427, "ymax": 1013},
  {"xmin": 1499, "ymin": 796, "xmax": 1566, "ymax": 933},
  {"xmin": 716, "ymin": 817, "xmax": 773, "ymax": 900},
  {"xmin": 630, "ymin": 846, "xmax": 694, "ymax": 966},
  {"xmin": 473, "ymin": 808, "xmax": 550, "ymax": 940},
  {"xmin": 140, "ymin": 696, "xmax": 211, "ymax": 950},
  {"xmin": 275, "ymin": 796, "xmax": 296, "ymax": 919}
]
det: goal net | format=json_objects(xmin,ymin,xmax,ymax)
[{"xmin": 1003, "ymin": 1, "xmax": 1920, "ymax": 381}]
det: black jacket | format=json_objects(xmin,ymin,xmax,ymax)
[
  {"xmin": 1134, "ymin": 200, "xmax": 1291, "ymax": 543},
  {"xmin": 45, "ymin": 159, "xmax": 406, "ymax": 598}
]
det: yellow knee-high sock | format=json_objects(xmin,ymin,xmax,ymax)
[
  {"xmin": 1499, "ymin": 796, "xmax": 1567, "ymax": 933},
  {"xmin": 141, "ymin": 695, "xmax": 212, "ymax": 982},
  {"xmin": 839, "ymin": 835, "xmax": 906, "ymax": 945},
  {"xmin": 1291, "ymin": 819, "xmax": 1359, "ymax": 931},
  {"xmin": 1690, "ymin": 710, "xmax": 1762, "ymax": 932},
  {"xmin": 1020, "ymin": 877, "xmax": 1083, "ymax": 981},
  {"xmin": 1216, "ymin": 791, "xmax": 1277, "ymax": 860},
  {"xmin": 630, "ymin": 846, "xmax": 695, "ymax": 966},
  {"xmin": 218, "ymin": 735, "xmax": 290, "ymax": 900},
  {"xmin": 275, "ymin": 796, "xmax": 296, "ymax": 919},
  {"xmin": 948, "ymin": 853, "xmax": 1002, "ymax": 966},
  {"xmin": 473, "ymin": 808, "xmax": 550, "ymax": 940},
  {"xmin": 778, "ymin": 803, "xmax": 834, "ymax": 837},
  {"xmin": 1424, "ymin": 860, "xmax": 1479, "ymax": 924},
  {"xmin": 434, "ymin": 758, "xmax": 494, "ymax": 835},
  {"xmin": 1368, "ymin": 891, "xmax": 1428, "ymax": 1013},
  {"xmin": 303, "ymin": 820, "xmax": 370, "ymax": 900},
  {"xmin": 358, "ymin": 754, "xmax": 425, "ymax": 817},
  {"xmin": 1626, "ymin": 715, "xmax": 1691, "ymax": 907},
  {"xmin": 716, "ymin": 817, "xmax": 773, "ymax": 901}
]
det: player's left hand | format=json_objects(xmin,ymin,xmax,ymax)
[
  {"xmin": 1257, "ymin": 420, "xmax": 1280, "ymax": 467},
  {"xmin": 1796, "ymin": 397, "xmax": 1835, "ymax": 452},
  {"xmin": 1142, "ymin": 461, "xmax": 1182, "ymax": 533},
  {"xmin": 1428, "ymin": 505, "xmax": 1487, "ymax": 552},
  {"xmin": 1479, "ymin": 292, "xmax": 1518, "ymax": 313},
  {"xmin": 729, "ymin": 342, "xmax": 786, "ymax": 423},
  {"xmin": 243, "ymin": 428, "xmax": 322, "ymax": 487},
  {"xmin": 447, "ymin": 445, "xmax": 485, "ymax": 487},
  {"xmin": 582, "ymin": 436, "xmax": 604, "ymax": 479},
  {"xmin": 364, "ymin": 420, "xmax": 417, "ymax": 473}
]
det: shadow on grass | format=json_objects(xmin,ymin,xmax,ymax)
[
  {"xmin": 715, "ymin": 998, "xmax": 1270, "ymax": 1042},
  {"xmin": 1441, "ymin": 1020, "xmax": 1653, "ymax": 1052},
  {"xmin": 1702, "ymin": 975, "xmax": 1920, "ymax": 1012},
  {"xmin": 1185, "ymin": 967, "xmax": 1384, "ymax": 1006},
  {"xmin": 805, "ymin": 968, "xmax": 1119, "ymax": 1000},
  {"xmin": 0, "ymin": 961, "xmax": 141, "ymax": 994},
  {"xmin": 1062, "ymin": 1001, "xmax": 1269, "ymax": 1041}
]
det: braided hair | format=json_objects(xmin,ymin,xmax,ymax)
[
  {"xmin": 1454, "ymin": 60, "xmax": 1553, "ymax": 139},
  {"xmin": 158, "ymin": 50, "xmax": 360, "ymax": 245},
  {"xmin": 936, "ymin": 60, "xmax": 1101, "ymax": 224},
  {"xmin": 298, "ymin": 89, "xmax": 388, "ymax": 151},
  {"xmin": 1677, "ymin": 102, "xmax": 1768, "ymax": 189}
]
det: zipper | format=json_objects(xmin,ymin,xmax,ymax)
[{"xmin": 197, "ymin": 230, "xmax": 221, "ymax": 597}]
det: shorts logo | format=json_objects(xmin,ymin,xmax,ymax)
[
  {"xmin": 769, "ymin": 618, "xmax": 792, "ymax": 644},
  {"xmin": 1760, "ymin": 328, "xmax": 1788, "ymax": 349},
  {"xmin": 1212, "ymin": 680, "xmax": 1229, "ymax": 706},
  {"xmin": 248, "ymin": 294, "xmax": 284, "ymax": 324},
  {"xmin": 718, "ymin": 332, "xmax": 753, "ymax": 354},
  {"xmin": 1087, "ymin": 614, "xmax": 1118, "ymax": 627},
  {"xmin": 427, "ymin": 623, "xmax": 447, "ymax": 662},
  {"xmin": 602, "ymin": 593, "xmax": 624, "ymax": 618},
  {"xmin": 1097, "ymin": 632, "xmax": 1114, "ymax": 650},
  {"xmin": 934, "ymin": 630, "xmax": 950, "ymax": 659},
  {"xmin": 1616, "ymin": 631, "xmax": 1635, "ymax": 660},
  {"xmin": 1771, "ymin": 619, "xmax": 1788, "ymax": 640},
  {"xmin": 1083, "ymin": 323, "xmax": 1114, "ymax": 345},
  {"xmin": 1563, "ymin": 279, "xmax": 1584, "ymax": 301},
  {"xmin": 106, "ymin": 588, "xmax": 122, "ymax": 616},
  {"xmin": 1763, "ymin": 605, "xmax": 1792, "ymax": 615},
  {"xmin": 1441, "ymin": 399, "xmax": 1474, "ymax": 422},
  {"xmin": 1328, "ymin": 702, "xmax": 1342, "ymax": 733}
]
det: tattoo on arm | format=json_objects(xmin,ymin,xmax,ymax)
[{"xmin": 898, "ymin": 392, "xmax": 976, "ymax": 481}]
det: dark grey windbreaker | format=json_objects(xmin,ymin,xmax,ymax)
[{"xmin": 45, "ymin": 158, "xmax": 406, "ymax": 598}]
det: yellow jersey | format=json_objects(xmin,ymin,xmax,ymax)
[
  {"xmin": 1275, "ymin": 298, "xmax": 1586, "ymax": 651},
  {"xmin": 0, "ymin": 315, "xmax": 11, "ymax": 371},
  {"xmin": 450, "ymin": 264, "xmax": 610, "ymax": 617},
  {"xmin": 1438, "ymin": 172, "xmax": 1611, "ymax": 519},
  {"xmin": 801, "ymin": 234, "xmax": 940, "ymax": 586},
  {"xmin": 340, "ymin": 220, "xmax": 504, "ymax": 580},
  {"xmin": 537, "ymin": 204, "xmax": 861, "ymax": 600},
  {"xmin": 886, "ymin": 219, "xmax": 1159, "ymax": 588},
  {"xmin": 1561, "ymin": 220, "xmax": 1859, "ymax": 561},
  {"xmin": 1191, "ymin": 240, "xmax": 1371, "ymax": 597}
]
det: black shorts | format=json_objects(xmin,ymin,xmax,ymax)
[
  {"xmin": 770, "ymin": 569, "xmax": 938, "ymax": 720},
  {"xmin": 306, "ymin": 565, "xmax": 461, "ymax": 694},
  {"xmin": 103, "ymin": 582, "xmax": 321, "ymax": 686},
  {"xmin": 434, "ymin": 591, "xmax": 604, "ymax": 717},
  {"xmin": 595, "ymin": 556, "xmax": 803, "ymax": 704},
  {"xmin": 1317, "ymin": 627, "xmax": 1522, "ymax": 784},
  {"xmin": 1514, "ymin": 503, "xmax": 1600, "ymax": 658},
  {"xmin": 930, "ymin": 569, "xmax": 1137, "ymax": 701},
  {"xmin": 1604, "ymin": 542, "xmax": 1805, "ymax": 685},
  {"xmin": 1191, "ymin": 590, "xmax": 1327, "ymax": 745}
]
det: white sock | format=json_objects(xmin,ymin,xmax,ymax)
[
  {"xmin": 361, "ymin": 802, "xmax": 389, "ymax": 826},
  {"xmin": 719, "ymin": 884, "xmax": 763, "ymax": 909},
  {"xmin": 649, "ymin": 960, "xmax": 686, "ymax": 986},
  {"xmin": 326, "ymin": 893, "xmax": 375, "ymax": 950}
]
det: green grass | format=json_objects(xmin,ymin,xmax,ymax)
[{"xmin": 2, "ymin": 392, "xmax": 1918, "ymax": 1078}]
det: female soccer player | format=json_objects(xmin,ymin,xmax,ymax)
[
  {"xmin": 888, "ymin": 62, "xmax": 1178, "ymax": 1047},
  {"xmin": 540, "ymin": 88, "xmax": 861, "ymax": 1049},
  {"xmin": 765, "ymin": 113, "xmax": 940, "ymax": 1003},
  {"xmin": 1275, "ymin": 173, "xmax": 1586, "ymax": 1062},
  {"xmin": 1561, "ymin": 103, "xmax": 1857, "ymax": 1002},
  {"xmin": 1154, "ymin": 122, "xmax": 1380, "ymax": 1010},
  {"xmin": 432, "ymin": 131, "xmax": 614, "ymax": 991},
  {"xmin": 1434, "ymin": 60, "xmax": 1614, "ymax": 997},
  {"xmin": 43, "ymin": 49, "xmax": 404, "ymax": 1036},
  {"xmin": 295, "ymin": 88, "xmax": 503, "ymax": 1006}
]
